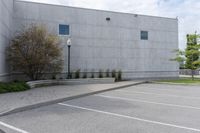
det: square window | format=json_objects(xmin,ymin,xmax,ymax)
[
  {"xmin": 59, "ymin": 24, "xmax": 70, "ymax": 35},
  {"xmin": 141, "ymin": 31, "xmax": 148, "ymax": 40}
]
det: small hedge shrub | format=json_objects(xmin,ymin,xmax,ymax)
[
  {"xmin": 0, "ymin": 82, "xmax": 30, "ymax": 94},
  {"xmin": 117, "ymin": 70, "xmax": 122, "ymax": 81},
  {"xmin": 75, "ymin": 69, "xmax": 80, "ymax": 79},
  {"xmin": 106, "ymin": 69, "xmax": 110, "ymax": 77},
  {"xmin": 112, "ymin": 70, "xmax": 116, "ymax": 78},
  {"xmin": 82, "ymin": 72, "xmax": 87, "ymax": 78},
  {"xmin": 99, "ymin": 69, "xmax": 103, "ymax": 78}
]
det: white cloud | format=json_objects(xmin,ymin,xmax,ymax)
[
  {"xmin": 157, "ymin": 0, "xmax": 200, "ymax": 49},
  {"xmin": 21, "ymin": 0, "xmax": 200, "ymax": 49}
]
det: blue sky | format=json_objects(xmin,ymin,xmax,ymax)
[{"xmin": 22, "ymin": 0, "xmax": 200, "ymax": 49}]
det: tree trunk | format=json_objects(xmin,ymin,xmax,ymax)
[{"xmin": 191, "ymin": 69, "xmax": 194, "ymax": 80}]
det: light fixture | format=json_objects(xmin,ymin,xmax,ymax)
[{"xmin": 67, "ymin": 38, "xmax": 71, "ymax": 46}]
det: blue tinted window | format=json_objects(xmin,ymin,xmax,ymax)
[
  {"xmin": 59, "ymin": 24, "xmax": 70, "ymax": 35},
  {"xmin": 141, "ymin": 31, "xmax": 148, "ymax": 40}
]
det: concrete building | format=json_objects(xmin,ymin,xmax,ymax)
[
  {"xmin": 0, "ymin": 0, "xmax": 14, "ymax": 81},
  {"xmin": 0, "ymin": 0, "xmax": 179, "ymax": 80}
]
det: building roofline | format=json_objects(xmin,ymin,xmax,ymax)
[{"xmin": 16, "ymin": 0, "xmax": 178, "ymax": 21}]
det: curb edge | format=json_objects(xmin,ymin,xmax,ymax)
[{"xmin": 0, "ymin": 81, "xmax": 147, "ymax": 117}]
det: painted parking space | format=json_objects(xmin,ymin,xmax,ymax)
[
  {"xmin": 108, "ymin": 84, "xmax": 200, "ymax": 108},
  {"xmin": 0, "ymin": 84, "xmax": 200, "ymax": 133},
  {"xmin": 119, "ymin": 84, "xmax": 200, "ymax": 97},
  {"xmin": 98, "ymin": 90, "xmax": 200, "ymax": 109}
]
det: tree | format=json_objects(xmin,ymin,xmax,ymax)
[
  {"xmin": 8, "ymin": 24, "xmax": 63, "ymax": 80},
  {"xmin": 173, "ymin": 33, "xmax": 200, "ymax": 80},
  {"xmin": 185, "ymin": 34, "xmax": 200, "ymax": 69}
]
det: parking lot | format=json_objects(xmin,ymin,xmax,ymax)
[{"xmin": 0, "ymin": 83, "xmax": 200, "ymax": 133}]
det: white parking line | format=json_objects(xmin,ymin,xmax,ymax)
[
  {"xmin": 116, "ymin": 90, "xmax": 200, "ymax": 100},
  {"xmin": 58, "ymin": 103, "xmax": 200, "ymax": 132},
  {"xmin": 97, "ymin": 94, "xmax": 200, "ymax": 110},
  {"xmin": 0, "ymin": 121, "xmax": 29, "ymax": 133}
]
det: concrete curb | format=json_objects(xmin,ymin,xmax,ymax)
[
  {"xmin": 27, "ymin": 78, "xmax": 115, "ymax": 89},
  {"xmin": 0, "ymin": 81, "xmax": 147, "ymax": 117}
]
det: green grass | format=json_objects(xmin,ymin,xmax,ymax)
[
  {"xmin": 157, "ymin": 78, "xmax": 200, "ymax": 84},
  {"xmin": 0, "ymin": 82, "xmax": 30, "ymax": 94}
]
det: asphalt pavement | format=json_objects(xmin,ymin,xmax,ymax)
[{"xmin": 0, "ymin": 83, "xmax": 200, "ymax": 133}]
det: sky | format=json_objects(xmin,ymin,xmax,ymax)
[{"xmin": 21, "ymin": 0, "xmax": 200, "ymax": 50}]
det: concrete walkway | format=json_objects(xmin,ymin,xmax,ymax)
[{"xmin": 0, "ymin": 81, "xmax": 144, "ymax": 116}]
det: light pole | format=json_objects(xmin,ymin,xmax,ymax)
[{"xmin": 67, "ymin": 38, "xmax": 71, "ymax": 79}]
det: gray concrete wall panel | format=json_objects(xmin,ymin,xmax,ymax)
[
  {"xmin": 0, "ymin": 0, "xmax": 13, "ymax": 81},
  {"xmin": 11, "ymin": 1, "xmax": 179, "ymax": 79}
]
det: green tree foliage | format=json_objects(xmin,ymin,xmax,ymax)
[
  {"xmin": 173, "ymin": 33, "xmax": 200, "ymax": 80},
  {"xmin": 8, "ymin": 24, "xmax": 63, "ymax": 80},
  {"xmin": 185, "ymin": 34, "xmax": 200, "ymax": 69}
]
